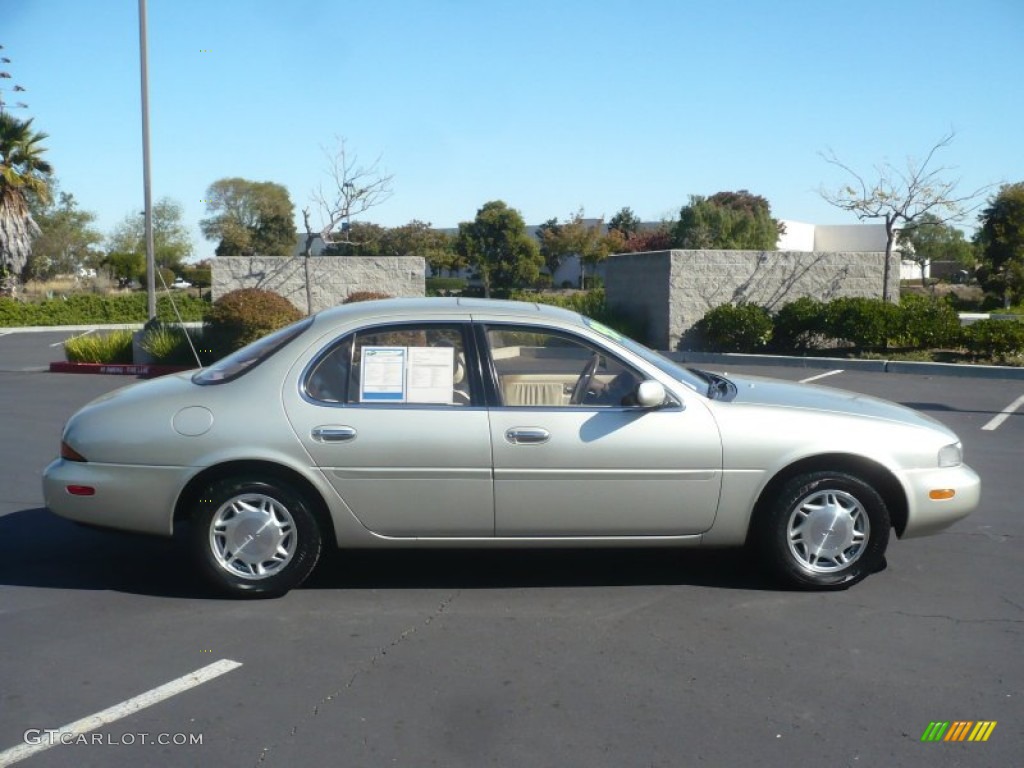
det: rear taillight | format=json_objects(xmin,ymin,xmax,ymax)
[{"xmin": 61, "ymin": 441, "xmax": 87, "ymax": 462}]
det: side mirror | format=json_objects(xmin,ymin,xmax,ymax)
[{"xmin": 635, "ymin": 380, "xmax": 667, "ymax": 409}]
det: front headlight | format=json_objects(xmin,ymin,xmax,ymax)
[{"xmin": 938, "ymin": 442, "xmax": 963, "ymax": 468}]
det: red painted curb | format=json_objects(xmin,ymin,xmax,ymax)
[{"xmin": 49, "ymin": 362, "xmax": 192, "ymax": 377}]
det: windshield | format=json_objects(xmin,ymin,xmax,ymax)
[
  {"xmin": 582, "ymin": 317, "xmax": 707, "ymax": 393},
  {"xmin": 193, "ymin": 317, "xmax": 314, "ymax": 385}
]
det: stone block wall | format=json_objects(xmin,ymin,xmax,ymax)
[
  {"xmin": 211, "ymin": 256, "xmax": 426, "ymax": 313},
  {"xmin": 604, "ymin": 250, "xmax": 898, "ymax": 350}
]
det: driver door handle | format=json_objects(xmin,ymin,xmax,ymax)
[
  {"xmin": 505, "ymin": 427, "xmax": 550, "ymax": 445},
  {"xmin": 312, "ymin": 426, "xmax": 357, "ymax": 442}
]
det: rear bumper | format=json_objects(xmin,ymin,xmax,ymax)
[
  {"xmin": 899, "ymin": 463, "xmax": 981, "ymax": 538},
  {"xmin": 42, "ymin": 459, "xmax": 190, "ymax": 536}
]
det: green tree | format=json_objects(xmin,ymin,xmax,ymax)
[
  {"xmin": 320, "ymin": 221, "xmax": 386, "ymax": 256},
  {"xmin": 673, "ymin": 190, "xmax": 782, "ymax": 250},
  {"xmin": 379, "ymin": 220, "xmax": 459, "ymax": 275},
  {"xmin": 456, "ymin": 201, "xmax": 543, "ymax": 297},
  {"xmin": 200, "ymin": 178, "xmax": 296, "ymax": 256},
  {"xmin": 107, "ymin": 197, "xmax": 193, "ymax": 270},
  {"xmin": 537, "ymin": 209, "xmax": 616, "ymax": 288},
  {"xmin": 0, "ymin": 113, "xmax": 52, "ymax": 290},
  {"xmin": 608, "ymin": 206, "xmax": 641, "ymax": 239},
  {"xmin": 897, "ymin": 213, "xmax": 974, "ymax": 286},
  {"xmin": 820, "ymin": 131, "xmax": 989, "ymax": 302},
  {"xmin": 976, "ymin": 182, "xmax": 1024, "ymax": 307},
  {"xmin": 102, "ymin": 251, "xmax": 145, "ymax": 284},
  {"xmin": 27, "ymin": 190, "xmax": 103, "ymax": 279}
]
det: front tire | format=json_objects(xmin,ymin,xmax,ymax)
[
  {"xmin": 191, "ymin": 477, "xmax": 322, "ymax": 598},
  {"xmin": 757, "ymin": 471, "xmax": 890, "ymax": 590}
]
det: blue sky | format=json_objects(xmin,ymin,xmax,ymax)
[{"xmin": 4, "ymin": 0, "xmax": 1022, "ymax": 260}]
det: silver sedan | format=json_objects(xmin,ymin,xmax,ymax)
[{"xmin": 43, "ymin": 298, "xmax": 980, "ymax": 597}]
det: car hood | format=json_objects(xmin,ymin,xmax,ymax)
[{"xmin": 720, "ymin": 373, "xmax": 954, "ymax": 436}]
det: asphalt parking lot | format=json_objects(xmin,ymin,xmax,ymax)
[{"xmin": 0, "ymin": 331, "xmax": 1021, "ymax": 768}]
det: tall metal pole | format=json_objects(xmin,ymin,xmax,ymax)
[{"xmin": 138, "ymin": 0, "xmax": 156, "ymax": 320}]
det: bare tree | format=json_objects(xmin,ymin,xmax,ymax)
[
  {"xmin": 302, "ymin": 138, "xmax": 394, "ymax": 257},
  {"xmin": 819, "ymin": 131, "xmax": 989, "ymax": 302},
  {"xmin": 299, "ymin": 139, "xmax": 394, "ymax": 313}
]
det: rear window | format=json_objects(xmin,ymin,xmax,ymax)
[{"xmin": 192, "ymin": 317, "xmax": 314, "ymax": 385}]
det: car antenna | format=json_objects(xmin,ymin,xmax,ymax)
[{"xmin": 156, "ymin": 268, "xmax": 204, "ymax": 369}]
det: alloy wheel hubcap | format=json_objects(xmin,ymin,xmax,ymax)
[
  {"xmin": 210, "ymin": 493, "xmax": 297, "ymax": 580},
  {"xmin": 787, "ymin": 489, "xmax": 869, "ymax": 573}
]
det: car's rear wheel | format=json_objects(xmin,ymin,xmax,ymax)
[
  {"xmin": 191, "ymin": 477, "xmax": 322, "ymax": 598},
  {"xmin": 757, "ymin": 471, "xmax": 890, "ymax": 590}
]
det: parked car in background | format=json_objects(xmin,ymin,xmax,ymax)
[
  {"xmin": 43, "ymin": 298, "xmax": 980, "ymax": 598},
  {"xmin": 171, "ymin": 277, "xmax": 192, "ymax": 289}
]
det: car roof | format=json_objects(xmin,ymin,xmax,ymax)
[{"xmin": 311, "ymin": 297, "xmax": 584, "ymax": 328}]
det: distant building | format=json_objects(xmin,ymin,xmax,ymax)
[{"xmin": 778, "ymin": 220, "xmax": 921, "ymax": 280}]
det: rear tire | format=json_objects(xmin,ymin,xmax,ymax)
[
  {"xmin": 191, "ymin": 476, "xmax": 322, "ymax": 598},
  {"xmin": 757, "ymin": 471, "xmax": 890, "ymax": 590}
]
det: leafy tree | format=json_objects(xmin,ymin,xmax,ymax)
[
  {"xmin": 102, "ymin": 251, "xmax": 145, "ymax": 284},
  {"xmin": 535, "ymin": 217, "xmax": 563, "ymax": 276},
  {"xmin": 976, "ymin": 182, "xmax": 1024, "ymax": 307},
  {"xmin": 0, "ymin": 113, "xmax": 52, "ymax": 290},
  {"xmin": 106, "ymin": 197, "xmax": 192, "ymax": 270},
  {"xmin": 320, "ymin": 221, "xmax": 386, "ymax": 256},
  {"xmin": 820, "ymin": 131, "xmax": 989, "ymax": 302},
  {"xmin": 673, "ymin": 190, "xmax": 782, "ymax": 250},
  {"xmin": 456, "ymin": 201, "xmax": 543, "ymax": 297},
  {"xmin": 537, "ymin": 209, "xmax": 617, "ymax": 288},
  {"xmin": 200, "ymin": 178, "xmax": 296, "ymax": 256},
  {"xmin": 608, "ymin": 207, "xmax": 641, "ymax": 239},
  {"xmin": 897, "ymin": 213, "xmax": 974, "ymax": 286},
  {"xmin": 618, "ymin": 223, "xmax": 674, "ymax": 253},
  {"xmin": 379, "ymin": 220, "xmax": 459, "ymax": 274},
  {"xmin": 26, "ymin": 189, "xmax": 102, "ymax": 279}
]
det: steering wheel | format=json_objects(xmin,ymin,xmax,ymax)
[{"xmin": 570, "ymin": 353, "xmax": 601, "ymax": 405}]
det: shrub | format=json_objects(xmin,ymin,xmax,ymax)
[
  {"xmin": 343, "ymin": 291, "xmax": 393, "ymax": 304},
  {"xmin": 510, "ymin": 288, "xmax": 648, "ymax": 342},
  {"xmin": 896, "ymin": 294, "xmax": 962, "ymax": 349},
  {"xmin": 63, "ymin": 330, "xmax": 134, "ymax": 364},
  {"xmin": 140, "ymin": 324, "xmax": 215, "ymax": 367},
  {"xmin": 963, "ymin": 319, "xmax": 1024, "ymax": 361},
  {"xmin": 773, "ymin": 297, "xmax": 827, "ymax": 352},
  {"xmin": 693, "ymin": 303, "xmax": 773, "ymax": 352},
  {"xmin": 426, "ymin": 277, "xmax": 468, "ymax": 295},
  {"xmin": 0, "ymin": 293, "xmax": 208, "ymax": 327},
  {"xmin": 823, "ymin": 297, "xmax": 899, "ymax": 350},
  {"xmin": 207, "ymin": 288, "xmax": 303, "ymax": 352}
]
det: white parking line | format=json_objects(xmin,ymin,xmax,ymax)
[
  {"xmin": 50, "ymin": 328, "xmax": 95, "ymax": 348},
  {"xmin": 800, "ymin": 369, "xmax": 844, "ymax": 383},
  {"xmin": 0, "ymin": 659, "xmax": 242, "ymax": 767},
  {"xmin": 981, "ymin": 393, "xmax": 1024, "ymax": 432}
]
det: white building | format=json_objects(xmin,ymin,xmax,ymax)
[{"xmin": 778, "ymin": 220, "xmax": 921, "ymax": 280}]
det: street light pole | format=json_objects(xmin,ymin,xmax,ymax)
[{"xmin": 138, "ymin": 0, "xmax": 156, "ymax": 321}]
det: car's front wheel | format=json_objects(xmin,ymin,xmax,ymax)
[
  {"xmin": 191, "ymin": 477, "xmax": 322, "ymax": 598},
  {"xmin": 757, "ymin": 471, "xmax": 890, "ymax": 590}
]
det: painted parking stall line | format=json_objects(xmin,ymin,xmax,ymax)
[
  {"xmin": 799, "ymin": 369, "xmax": 844, "ymax": 384},
  {"xmin": 981, "ymin": 393, "xmax": 1024, "ymax": 432},
  {"xmin": 0, "ymin": 659, "xmax": 242, "ymax": 767}
]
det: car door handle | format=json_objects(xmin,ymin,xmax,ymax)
[
  {"xmin": 312, "ymin": 426, "xmax": 357, "ymax": 443},
  {"xmin": 505, "ymin": 427, "xmax": 550, "ymax": 445}
]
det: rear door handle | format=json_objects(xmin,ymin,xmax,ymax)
[
  {"xmin": 505, "ymin": 427, "xmax": 550, "ymax": 445},
  {"xmin": 312, "ymin": 426, "xmax": 357, "ymax": 442}
]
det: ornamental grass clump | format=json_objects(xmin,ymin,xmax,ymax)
[{"xmin": 63, "ymin": 330, "xmax": 134, "ymax": 364}]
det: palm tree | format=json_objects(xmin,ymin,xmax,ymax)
[{"xmin": 0, "ymin": 113, "xmax": 52, "ymax": 292}]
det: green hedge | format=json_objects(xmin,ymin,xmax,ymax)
[
  {"xmin": 694, "ymin": 304, "xmax": 773, "ymax": 352},
  {"xmin": 0, "ymin": 293, "xmax": 209, "ymax": 327}
]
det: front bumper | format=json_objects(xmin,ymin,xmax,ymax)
[
  {"xmin": 899, "ymin": 463, "xmax": 981, "ymax": 538},
  {"xmin": 42, "ymin": 459, "xmax": 192, "ymax": 537}
]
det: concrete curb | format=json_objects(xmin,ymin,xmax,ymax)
[
  {"xmin": 0, "ymin": 322, "xmax": 205, "ymax": 334},
  {"xmin": 669, "ymin": 351, "xmax": 1024, "ymax": 380}
]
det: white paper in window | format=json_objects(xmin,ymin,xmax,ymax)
[
  {"xmin": 360, "ymin": 347, "xmax": 406, "ymax": 402},
  {"xmin": 407, "ymin": 346, "xmax": 455, "ymax": 403}
]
